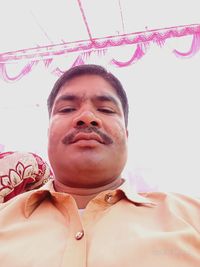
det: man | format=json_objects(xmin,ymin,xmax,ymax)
[{"xmin": 0, "ymin": 64, "xmax": 200, "ymax": 267}]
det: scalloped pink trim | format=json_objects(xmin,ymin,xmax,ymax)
[
  {"xmin": 0, "ymin": 24, "xmax": 199, "ymax": 82},
  {"xmin": 173, "ymin": 32, "xmax": 200, "ymax": 58}
]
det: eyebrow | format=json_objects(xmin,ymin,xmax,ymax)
[
  {"xmin": 55, "ymin": 94, "xmax": 79, "ymax": 103},
  {"xmin": 55, "ymin": 94, "xmax": 120, "ymax": 107},
  {"xmin": 92, "ymin": 95, "xmax": 119, "ymax": 107}
]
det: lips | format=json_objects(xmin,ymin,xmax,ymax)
[
  {"xmin": 71, "ymin": 133, "xmax": 104, "ymax": 144},
  {"xmin": 62, "ymin": 127, "xmax": 113, "ymax": 146}
]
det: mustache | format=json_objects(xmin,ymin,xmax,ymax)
[{"xmin": 62, "ymin": 126, "xmax": 113, "ymax": 145}]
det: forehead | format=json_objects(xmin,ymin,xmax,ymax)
[{"xmin": 56, "ymin": 74, "xmax": 119, "ymax": 100}]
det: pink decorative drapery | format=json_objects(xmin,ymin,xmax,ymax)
[{"xmin": 0, "ymin": 24, "xmax": 199, "ymax": 82}]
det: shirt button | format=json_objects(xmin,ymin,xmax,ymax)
[
  {"xmin": 104, "ymin": 193, "xmax": 113, "ymax": 203},
  {"xmin": 75, "ymin": 230, "xmax": 84, "ymax": 240}
]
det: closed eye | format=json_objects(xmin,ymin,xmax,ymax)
[
  {"xmin": 59, "ymin": 108, "xmax": 76, "ymax": 113},
  {"xmin": 98, "ymin": 108, "xmax": 115, "ymax": 114}
]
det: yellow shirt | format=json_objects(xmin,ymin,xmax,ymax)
[{"xmin": 0, "ymin": 180, "xmax": 200, "ymax": 267}]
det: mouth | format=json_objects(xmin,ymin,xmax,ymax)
[
  {"xmin": 71, "ymin": 133, "xmax": 105, "ymax": 144},
  {"xmin": 62, "ymin": 127, "xmax": 113, "ymax": 146}
]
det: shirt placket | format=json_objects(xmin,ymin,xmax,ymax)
[{"xmin": 51, "ymin": 193, "xmax": 87, "ymax": 267}]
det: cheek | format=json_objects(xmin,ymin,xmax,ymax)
[
  {"xmin": 107, "ymin": 120, "xmax": 127, "ymax": 145},
  {"xmin": 48, "ymin": 118, "xmax": 65, "ymax": 144}
]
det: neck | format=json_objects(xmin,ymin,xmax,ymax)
[{"xmin": 53, "ymin": 178, "xmax": 124, "ymax": 208}]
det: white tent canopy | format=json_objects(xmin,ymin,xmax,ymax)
[{"xmin": 0, "ymin": 0, "xmax": 199, "ymax": 53}]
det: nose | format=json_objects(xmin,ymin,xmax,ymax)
[{"xmin": 72, "ymin": 110, "xmax": 102, "ymax": 128}]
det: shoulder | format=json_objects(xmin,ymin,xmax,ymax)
[
  {"xmin": 0, "ymin": 180, "xmax": 55, "ymax": 211},
  {"xmin": 140, "ymin": 191, "xmax": 200, "ymax": 231},
  {"xmin": 0, "ymin": 184, "xmax": 52, "ymax": 213},
  {"xmin": 142, "ymin": 191, "xmax": 200, "ymax": 207}
]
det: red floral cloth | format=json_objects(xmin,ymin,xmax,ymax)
[{"xmin": 0, "ymin": 151, "xmax": 53, "ymax": 203}]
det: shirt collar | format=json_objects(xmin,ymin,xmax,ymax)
[
  {"xmin": 118, "ymin": 179, "xmax": 156, "ymax": 207},
  {"xmin": 24, "ymin": 179, "xmax": 156, "ymax": 217}
]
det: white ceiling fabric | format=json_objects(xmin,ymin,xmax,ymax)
[{"xmin": 0, "ymin": 0, "xmax": 199, "ymax": 53}]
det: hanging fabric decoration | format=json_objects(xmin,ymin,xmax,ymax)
[
  {"xmin": 173, "ymin": 32, "xmax": 200, "ymax": 58},
  {"xmin": 0, "ymin": 24, "xmax": 199, "ymax": 82},
  {"xmin": 51, "ymin": 49, "xmax": 107, "ymax": 77},
  {"xmin": 43, "ymin": 58, "xmax": 53, "ymax": 68},
  {"xmin": 0, "ymin": 61, "xmax": 38, "ymax": 82},
  {"xmin": 111, "ymin": 43, "xmax": 149, "ymax": 67}
]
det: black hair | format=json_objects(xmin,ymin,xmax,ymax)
[{"xmin": 47, "ymin": 64, "xmax": 129, "ymax": 126}]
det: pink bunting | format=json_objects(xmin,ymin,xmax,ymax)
[
  {"xmin": 173, "ymin": 32, "xmax": 200, "ymax": 58},
  {"xmin": 0, "ymin": 61, "xmax": 38, "ymax": 82},
  {"xmin": 111, "ymin": 43, "xmax": 148, "ymax": 67},
  {"xmin": 0, "ymin": 24, "xmax": 199, "ymax": 82}
]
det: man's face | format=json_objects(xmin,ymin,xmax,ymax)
[{"xmin": 48, "ymin": 74, "xmax": 128, "ymax": 187}]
